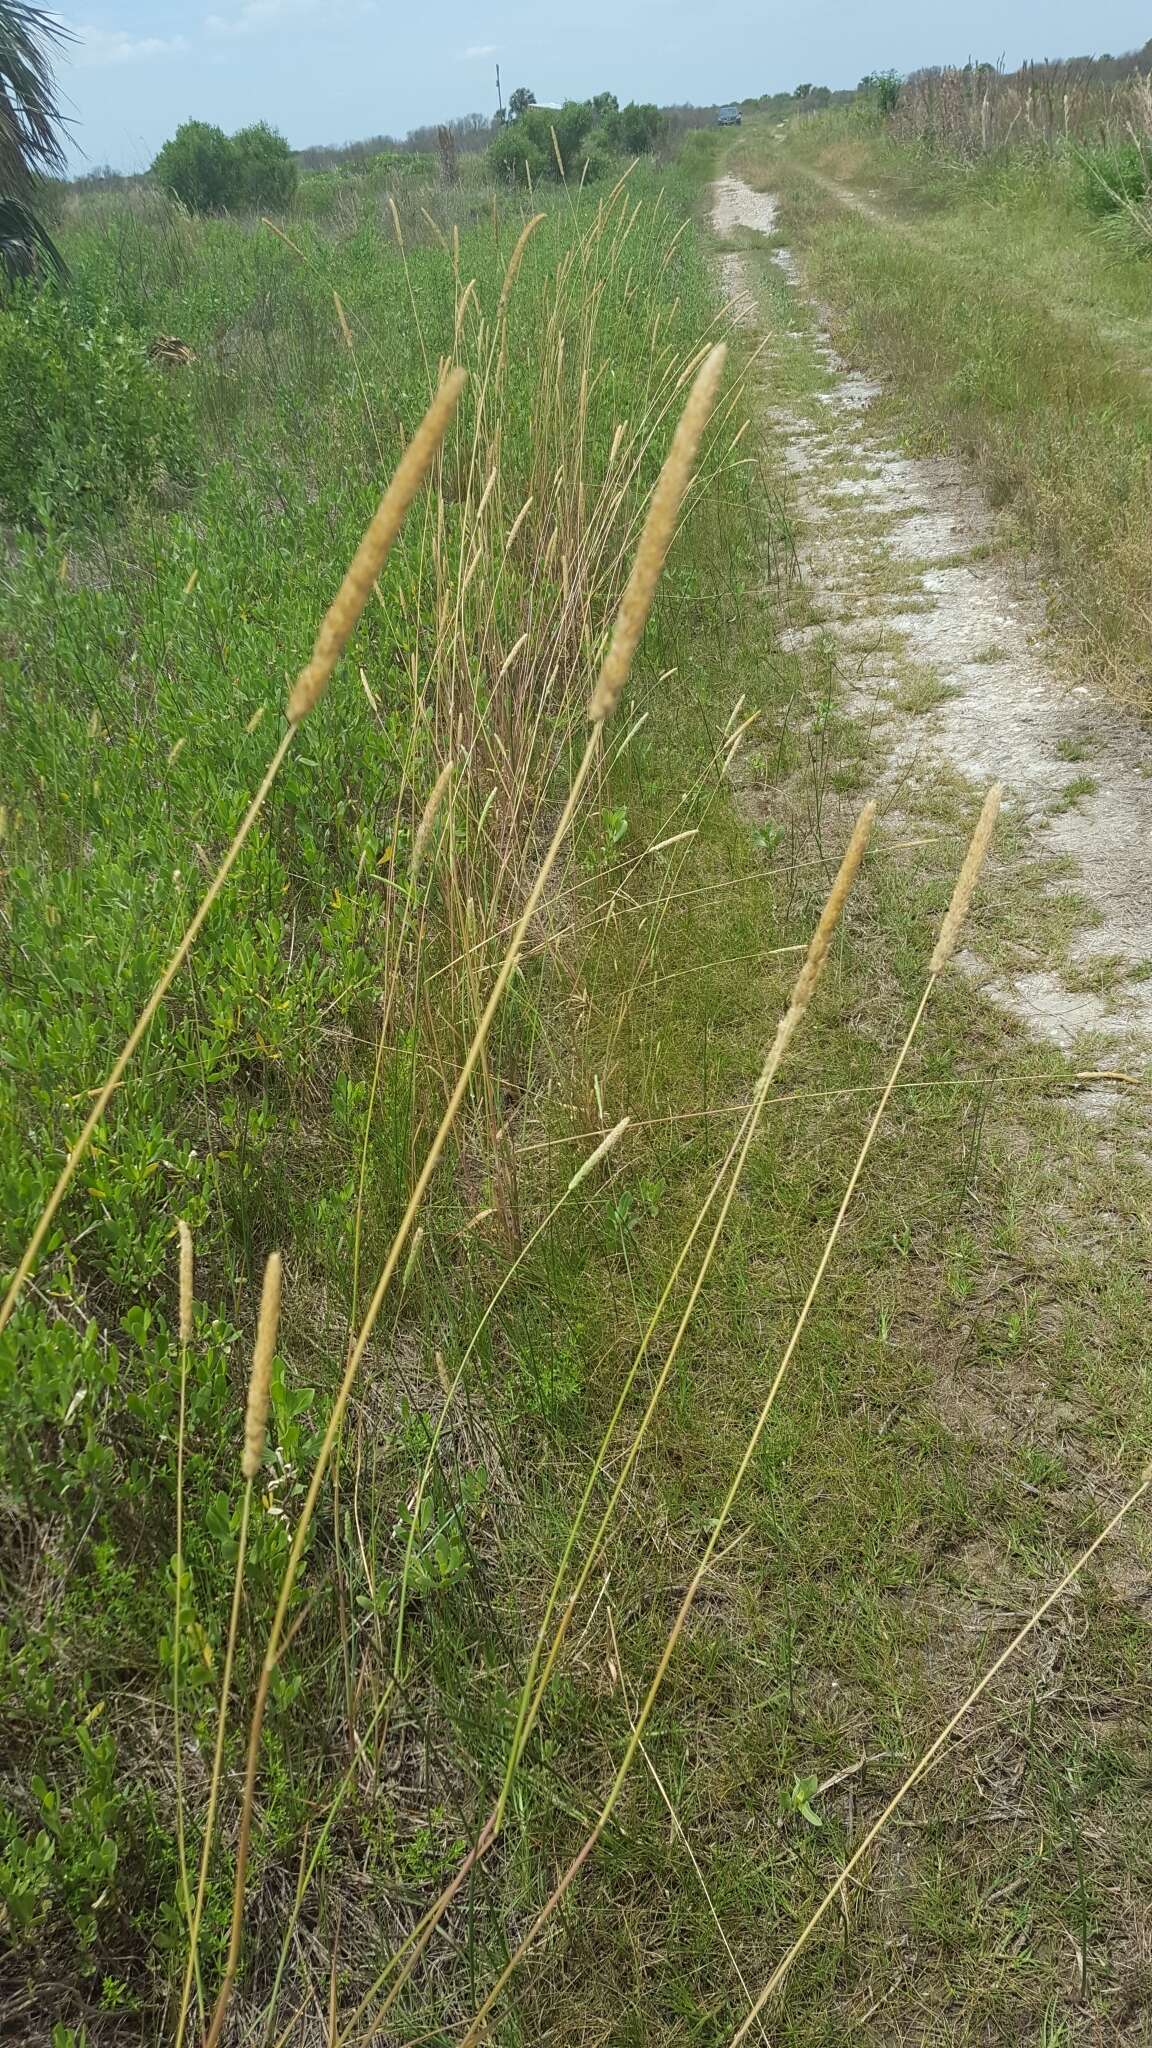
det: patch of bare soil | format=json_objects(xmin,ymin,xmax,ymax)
[{"xmin": 712, "ymin": 174, "xmax": 1152, "ymax": 1060}]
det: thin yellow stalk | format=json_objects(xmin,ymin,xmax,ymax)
[
  {"xmin": 333, "ymin": 289, "xmax": 386, "ymax": 470},
  {"xmin": 172, "ymin": 1221, "xmax": 196, "ymax": 2013},
  {"xmin": 176, "ymin": 1252, "xmax": 282, "ymax": 2044},
  {"xmin": 729, "ymin": 1471, "xmax": 1152, "ymax": 2045},
  {"xmin": 450, "ymin": 790, "xmax": 1002, "ymax": 2047}
]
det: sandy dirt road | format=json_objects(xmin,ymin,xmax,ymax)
[{"xmin": 713, "ymin": 173, "xmax": 1152, "ymax": 1062}]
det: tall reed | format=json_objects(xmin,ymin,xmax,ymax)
[{"xmin": 201, "ymin": 341, "xmax": 729, "ymax": 2048}]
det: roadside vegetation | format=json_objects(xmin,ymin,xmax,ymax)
[{"xmin": 5, "ymin": 17, "xmax": 1152, "ymax": 2048}]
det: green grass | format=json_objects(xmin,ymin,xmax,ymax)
[{"xmin": 3, "ymin": 130, "xmax": 1152, "ymax": 2048}]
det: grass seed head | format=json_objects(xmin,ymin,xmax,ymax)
[
  {"xmin": 755, "ymin": 800, "xmax": 876, "ymax": 1100},
  {"xmin": 498, "ymin": 213, "xmax": 547, "ymax": 317},
  {"xmin": 930, "ymin": 783, "xmax": 1002, "ymax": 973},
  {"xmin": 567, "ymin": 1117, "xmax": 630, "ymax": 1192},
  {"xmin": 411, "ymin": 759, "xmax": 454, "ymax": 882},
  {"xmin": 401, "ymin": 1226, "xmax": 425, "ymax": 1292},
  {"xmin": 242, "ymin": 1252, "xmax": 283, "ymax": 1480},
  {"xmin": 587, "ymin": 344, "xmax": 728, "ymax": 724},
  {"xmin": 177, "ymin": 1219, "xmax": 194, "ymax": 1345},
  {"xmin": 287, "ymin": 369, "xmax": 467, "ymax": 723}
]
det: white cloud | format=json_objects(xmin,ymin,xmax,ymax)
[
  {"xmin": 201, "ymin": 0, "xmax": 325, "ymax": 34},
  {"xmin": 70, "ymin": 24, "xmax": 189, "ymax": 66},
  {"xmin": 461, "ymin": 42, "xmax": 497, "ymax": 60}
]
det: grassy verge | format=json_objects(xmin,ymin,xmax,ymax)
[
  {"xmin": 4, "ymin": 134, "xmax": 1152, "ymax": 2048},
  {"xmin": 727, "ymin": 115, "xmax": 1152, "ymax": 706}
]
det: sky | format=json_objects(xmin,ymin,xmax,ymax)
[{"xmin": 55, "ymin": 0, "xmax": 1152, "ymax": 173}]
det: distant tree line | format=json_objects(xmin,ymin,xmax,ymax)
[{"xmin": 295, "ymin": 113, "xmax": 493, "ymax": 171}]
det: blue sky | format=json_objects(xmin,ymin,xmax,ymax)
[{"xmin": 56, "ymin": 1, "xmax": 1152, "ymax": 172}]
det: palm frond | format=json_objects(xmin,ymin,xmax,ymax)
[
  {"xmin": 0, "ymin": 2, "xmax": 71, "ymax": 190},
  {"xmin": 0, "ymin": 191, "xmax": 65, "ymax": 282}
]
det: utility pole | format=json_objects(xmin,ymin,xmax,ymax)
[{"xmin": 496, "ymin": 61, "xmax": 503, "ymax": 117}]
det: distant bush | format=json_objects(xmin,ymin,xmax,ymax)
[
  {"xmin": 487, "ymin": 126, "xmax": 550, "ymax": 187},
  {"xmin": 0, "ymin": 292, "xmax": 195, "ymax": 528},
  {"xmin": 151, "ymin": 120, "xmax": 235, "ymax": 213},
  {"xmin": 486, "ymin": 91, "xmax": 666, "ymax": 184},
  {"xmin": 151, "ymin": 119, "xmax": 298, "ymax": 214},
  {"xmin": 231, "ymin": 122, "xmax": 299, "ymax": 210},
  {"xmin": 857, "ymin": 70, "xmax": 901, "ymax": 116},
  {"xmin": 1079, "ymin": 140, "xmax": 1150, "ymax": 214}
]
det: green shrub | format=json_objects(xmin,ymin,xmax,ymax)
[
  {"xmin": 487, "ymin": 125, "xmax": 550, "ymax": 186},
  {"xmin": 151, "ymin": 118, "xmax": 297, "ymax": 215},
  {"xmin": 1079, "ymin": 140, "xmax": 1150, "ymax": 215},
  {"xmin": 151, "ymin": 120, "xmax": 234, "ymax": 213},
  {"xmin": 486, "ymin": 91, "xmax": 664, "ymax": 184},
  {"xmin": 230, "ymin": 122, "xmax": 298, "ymax": 211},
  {"xmin": 0, "ymin": 291, "xmax": 195, "ymax": 528},
  {"xmin": 617, "ymin": 101, "xmax": 666, "ymax": 152}
]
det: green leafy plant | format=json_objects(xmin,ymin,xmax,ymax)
[
  {"xmin": 781, "ymin": 1774, "xmax": 824, "ymax": 1829},
  {"xmin": 1078, "ymin": 140, "xmax": 1150, "ymax": 216},
  {"xmin": 0, "ymin": 289, "xmax": 195, "ymax": 526}
]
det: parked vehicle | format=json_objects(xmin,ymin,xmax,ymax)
[{"xmin": 716, "ymin": 104, "xmax": 743, "ymax": 126}]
